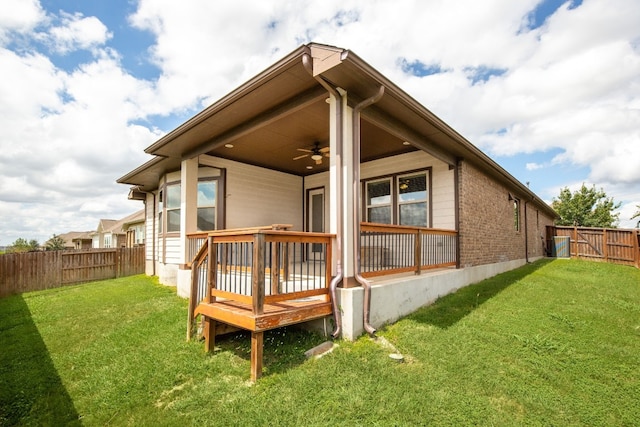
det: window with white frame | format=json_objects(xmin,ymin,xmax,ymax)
[
  {"xmin": 165, "ymin": 182, "xmax": 181, "ymax": 233},
  {"xmin": 365, "ymin": 170, "xmax": 430, "ymax": 227},
  {"xmin": 197, "ymin": 180, "xmax": 217, "ymax": 231},
  {"xmin": 397, "ymin": 173, "xmax": 428, "ymax": 227},
  {"xmin": 103, "ymin": 234, "xmax": 112, "ymax": 248},
  {"xmin": 366, "ymin": 178, "xmax": 392, "ymax": 224}
]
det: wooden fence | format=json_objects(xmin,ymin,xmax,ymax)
[
  {"xmin": 0, "ymin": 247, "xmax": 145, "ymax": 297},
  {"xmin": 548, "ymin": 226, "xmax": 640, "ymax": 268}
]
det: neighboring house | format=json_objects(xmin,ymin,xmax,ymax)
[
  {"xmin": 118, "ymin": 43, "xmax": 557, "ymax": 340},
  {"xmin": 91, "ymin": 210, "xmax": 145, "ymax": 249},
  {"xmin": 57, "ymin": 231, "xmax": 93, "ymax": 250},
  {"xmin": 122, "ymin": 210, "xmax": 146, "ymax": 248}
]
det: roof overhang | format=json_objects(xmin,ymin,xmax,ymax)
[{"xmin": 117, "ymin": 43, "xmax": 557, "ymax": 218}]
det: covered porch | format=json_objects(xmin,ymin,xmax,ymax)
[{"xmin": 185, "ymin": 222, "xmax": 458, "ymax": 380}]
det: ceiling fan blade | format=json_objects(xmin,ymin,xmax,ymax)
[
  {"xmin": 297, "ymin": 148, "xmax": 313, "ymax": 153},
  {"xmin": 293, "ymin": 154, "xmax": 309, "ymax": 161},
  {"xmin": 319, "ymin": 146, "xmax": 330, "ymax": 153},
  {"xmin": 315, "ymin": 157, "xmax": 323, "ymax": 165}
]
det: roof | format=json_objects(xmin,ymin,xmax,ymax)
[
  {"xmin": 57, "ymin": 231, "xmax": 93, "ymax": 246},
  {"xmin": 118, "ymin": 43, "xmax": 557, "ymax": 218},
  {"xmin": 96, "ymin": 209, "xmax": 145, "ymax": 235}
]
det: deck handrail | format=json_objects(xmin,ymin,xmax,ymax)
[
  {"xmin": 187, "ymin": 228, "xmax": 334, "ymax": 339},
  {"xmin": 359, "ymin": 222, "xmax": 458, "ymax": 277}
]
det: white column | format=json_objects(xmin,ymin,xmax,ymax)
[
  {"xmin": 177, "ymin": 157, "xmax": 198, "ymax": 297},
  {"xmin": 341, "ymin": 100, "xmax": 355, "ymax": 282}
]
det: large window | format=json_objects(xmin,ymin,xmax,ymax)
[
  {"xmin": 365, "ymin": 170, "xmax": 430, "ymax": 227},
  {"xmin": 197, "ymin": 180, "xmax": 217, "ymax": 231},
  {"xmin": 158, "ymin": 177, "xmax": 221, "ymax": 234}
]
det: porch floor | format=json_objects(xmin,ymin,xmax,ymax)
[{"xmin": 194, "ymin": 297, "xmax": 332, "ymax": 333}]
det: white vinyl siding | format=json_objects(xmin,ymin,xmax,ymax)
[
  {"xmin": 200, "ymin": 156, "xmax": 303, "ymax": 230},
  {"xmin": 361, "ymin": 151, "xmax": 455, "ymax": 229}
]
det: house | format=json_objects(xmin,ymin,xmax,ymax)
[
  {"xmin": 57, "ymin": 231, "xmax": 93, "ymax": 250},
  {"xmin": 91, "ymin": 210, "xmax": 145, "ymax": 249},
  {"xmin": 118, "ymin": 43, "xmax": 557, "ymax": 347}
]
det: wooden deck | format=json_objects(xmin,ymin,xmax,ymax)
[{"xmin": 195, "ymin": 297, "xmax": 332, "ymax": 381}]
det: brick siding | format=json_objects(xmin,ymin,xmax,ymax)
[{"xmin": 458, "ymin": 161, "xmax": 554, "ymax": 267}]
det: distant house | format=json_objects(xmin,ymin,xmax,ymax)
[
  {"xmin": 56, "ymin": 231, "xmax": 93, "ymax": 250},
  {"xmin": 118, "ymin": 43, "xmax": 557, "ymax": 340},
  {"xmin": 91, "ymin": 210, "xmax": 145, "ymax": 249}
]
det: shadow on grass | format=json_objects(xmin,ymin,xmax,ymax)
[
  {"xmin": 0, "ymin": 295, "xmax": 80, "ymax": 425},
  {"xmin": 407, "ymin": 259, "xmax": 551, "ymax": 329},
  {"xmin": 213, "ymin": 326, "xmax": 326, "ymax": 377}
]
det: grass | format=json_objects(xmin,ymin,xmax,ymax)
[{"xmin": 1, "ymin": 259, "xmax": 638, "ymax": 426}]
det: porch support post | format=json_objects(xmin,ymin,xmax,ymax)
[
  {"xmin": 178, "ymin": 157, "xmax": 199, "ymax": 297},
  {"xmin": 340, "ymin": 97, "xmax": 357, "ymax": 287}
]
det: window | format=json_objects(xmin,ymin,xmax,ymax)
[
  {"xmin": 397, "ymin": 173, "xmax": 428, "ymax": 227},
  {"xmin": 366, "ymin": 179, "xmax": 392, "ymax": 224},
  {"xmin": 104, "ymin": 234, "xmax": 112, "ymax": 248},
  {"xmin": 197, "ymin": 180, "xmax": 217, "ymax": 231},
  {"xmin": 157, "ymin": 189, "xmax": 163, "ymax": 234},
  {"xmin": 166, "ymin": 183, "xmax": 181, "ymax": 233},
  {"xmin": 513, "ymin": 199, "xmax": 520, "ymax": 231},
  {"xmin": 364, "ymin": 170, "xmax": 430, "ymax": 227}
]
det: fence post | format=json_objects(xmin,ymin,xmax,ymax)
[
  {"xmin": 602, "ymin": 229, "xmax": 608, "ymax": 263},
  {"xmin": 114, "ymin": 248, "xmax": 121, "ymax": 278},
  {"xmin": 573, "ymin": 226, "xmax": 578, "ymax": 258}
]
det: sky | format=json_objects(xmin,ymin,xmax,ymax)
[{"xmin": 1, "ymin": 0, "xmax": 639, "ymax": 246}]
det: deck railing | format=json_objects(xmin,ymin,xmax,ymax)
[
  {"xmin": 359, "ymin": 222, "xmax": 458, "ymax": 277},
  {"xmin": 187, "ymin": 227, "xmax": 334, "ymax": 338}
]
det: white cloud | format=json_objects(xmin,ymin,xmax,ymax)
[
  {"xmin": 0, "ymin": 0, "xmax": 45, "ymax": 42},
  {"xmin": 45, "ymin": 11, "xmax": 112, "ymax": 54},
  {"xmin": 2, "ymin": 0, "xmax": 640, "ymax": 243}
]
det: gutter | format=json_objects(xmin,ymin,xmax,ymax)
[
  {"xmin": 302, "ymin": 52, "xmax": 343, "ymax": 339},
  {"xmin": 352, "ymin": 85, "xmax": 385, "ymax": 337}
]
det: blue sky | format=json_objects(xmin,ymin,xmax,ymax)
[{"xmin": 1, "ymin": 0, "xmax": 639, "ymax": 245}]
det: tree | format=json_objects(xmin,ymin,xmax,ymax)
[
  {"xmin": 631, "ymin": 205, "xmax": 640, "ymax": 228},
  {"xmin": 7, "ymin": 238, "xmax": 40, "ymax": 253},
  {"xmin": 45, "ymin": 234, "xmax": 67, "ymax": 251},
  {"xmin": 551, "ymin": 184, "xmax": 620, "ymax": 228}
]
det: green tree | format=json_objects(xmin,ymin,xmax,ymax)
[
  {"xmin": 45, "ymin": 234, "xmax": 67, "ymax": 251},
  {"xmin": 551, "ymin": 184, "xmax": 620, "ymax": 228},
  {"xmin": 8, "ymin": 238, "xmax": 40, "ymax": 253},
  {"xmin": 631, "ymin": 205, "xmax": 640, "ymax": 228}
]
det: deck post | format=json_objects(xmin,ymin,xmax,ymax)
[
  {"xmin": 251, "ymin": 331, "xmax": 264, "ymax": 381},
  {"xmin": 187, "ymin": 261, "xmax": 199, "ymax": 341},
  {"xmin": 414, "ymin": 229, "xmax": 422, "ymax": 275},
  {"xmin": 252, "ymin": 233, "xmax": 265, "ymax": 315},
  {"xmin": 207, "ymin": 236, "xmax": 216, "ymax": 303},
  {"xmin": 204, "ymin": 317, "xmax": 216, "ymax": 353}
]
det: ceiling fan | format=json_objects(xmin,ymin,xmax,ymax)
[{"xmin": 293, "ymin": 142, "xmax": 330, "ymax": 165}]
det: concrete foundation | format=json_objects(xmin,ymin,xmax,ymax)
[{"xmin": 336, "ymin": 258, "xmax": 537, "ymax": 340}]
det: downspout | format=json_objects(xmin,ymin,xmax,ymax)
[
  {"xmin": 353, "ymin": 86, "xmax": 385, "ymax": 337},
  {"xmin": 302, "ymin": 53, "xmax": 343, "ymax": 338},
  {"xmin": 524, "ymin": 200, "xmax": 529, "ymax": 263}
]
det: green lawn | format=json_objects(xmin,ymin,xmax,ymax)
[{"xmin": 1, "ymin": 259, "xmax": 638, "ymax": 426}]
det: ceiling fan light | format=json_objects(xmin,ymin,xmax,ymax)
[{"xmin": 311, "ymin": 154, "xmax": 323, "ymax": 161}]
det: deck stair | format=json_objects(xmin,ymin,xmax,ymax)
[{"xmin": 187, "ymin": 225, "xmax": 334, "ymax": 381}]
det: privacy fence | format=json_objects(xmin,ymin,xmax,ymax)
[
  {"xmin": 0, "ymin": 247, "xmax": 145, "ymax": 297},
  {"xmin": 548, "ymin": 226, "xmax": 640, "ymax": 268}
]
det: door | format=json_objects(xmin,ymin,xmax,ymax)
[{"xmin": 307, "ymin": 188, "xmax": 325, "ymax": 259}]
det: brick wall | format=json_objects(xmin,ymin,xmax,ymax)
[{"xmin": 458, "ymin": 161, "xmax": 554, "ymax": 267}]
